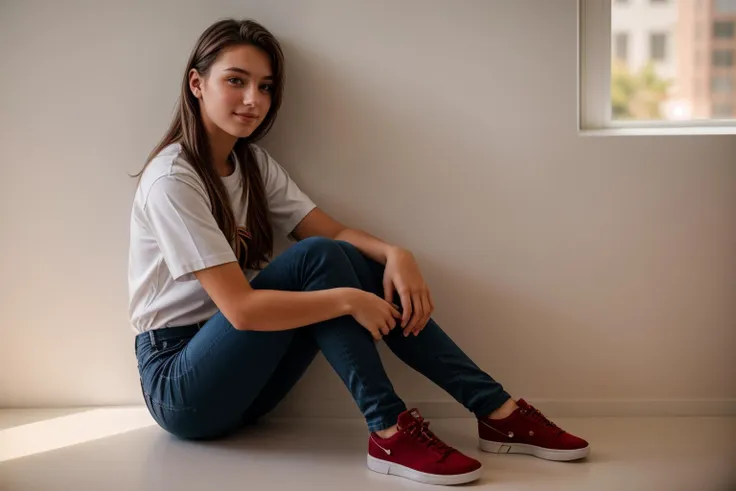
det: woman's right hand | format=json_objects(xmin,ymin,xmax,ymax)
[{"xmin": 345, "ymin": 289, "xmax": 402, "ymax": 341}]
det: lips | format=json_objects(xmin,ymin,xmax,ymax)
[{"xmin": 234, "ymin": 113, "xmax": 259, "ymax": 122}]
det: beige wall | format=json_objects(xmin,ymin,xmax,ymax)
[{"xmin": 1, "ymin": 0, "xmax": 734, "ymax": 416}]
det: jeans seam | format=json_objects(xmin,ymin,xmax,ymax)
[
  {"xmin": 338, "ymin": 327, "xmax": 365, "ymax": 398},
  {"xmin": 335, "ymin": 326, "xmax": 376, "ymax": 414},
  {"xmin": 142, "ymin": 389, "xmax": 198, "ymax": 412},
  {"xmin": 332, "ymin": 324, "xmax": 407, "ymax": 431}
]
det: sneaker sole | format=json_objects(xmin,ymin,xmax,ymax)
[
  {"xmin": 367, "ymin": 454, "xmax": 482, "ymax": 485},
  {"xmin": 479, "ymin": 439, "xmax": 590, "ymax": 461}
]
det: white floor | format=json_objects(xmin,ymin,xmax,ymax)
[{"xmin": 0, "ymin": 408, "xmax": 734, "ymax": 491}]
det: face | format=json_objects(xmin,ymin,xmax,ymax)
[{"xmin": 189, "ymin": 44, "xmax": 274, "ymax": 139}]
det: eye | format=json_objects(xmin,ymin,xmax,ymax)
[
  {"xmin": 260, "ymin": 84, "xmax": 274, "ymax": 93},
  {"xmin": 227, "ymin": 77, "xmax": 243, "ymax": 86}
]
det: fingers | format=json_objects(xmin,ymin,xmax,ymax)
[
  {"xmin": 400, "ymin": 288, "xmax": 434, "ymax": 337},
  {"xmin": 383, "ymin": 278, "xmax": 395, "ymax": 304},
  {"xmin": 370, "ymin": 290, "xmax": 433, "ymax": 341},
  {"xmin": 404, "ymin": 292, "xmax": 424, "ymax": 336},
  {"xmin": 379, "ymin": 316, "xmax": 393, "ymax": 336},
  {"xmin": 399, "ymin": 289, "xmax": 412, "ymax": 328},
  {"xmin": 413, "ymin": 293, "xmax": 432, "ymax": 336},
  {"xmin": 389, "ymin": 302, "xmax": 402, "ymax": 320},
  {"xmin": 384, "ymin": 302, "xmax": 400, "ymax": 336},
  {"xmin": 376, "ymin": 302, "xmax": 400, "ymax": 340}
]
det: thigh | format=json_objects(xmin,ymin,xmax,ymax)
[
  {"xmin": 239, "ymin": 326, "xmax": 320, "ymax": 425},
  {"xmin": 137, "ymin": 312, "xmax": 297, "ymax": 438},
  {"xmin": 137, "ymin": 240, "xmax": 336, "ymax": 438}
]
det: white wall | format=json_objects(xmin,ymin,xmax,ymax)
[{"xmin": 1, "ymin": 0, "xmax": 734, "ymax": 416}]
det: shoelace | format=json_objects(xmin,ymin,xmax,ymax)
[
  {"xmin": 405, "ymin": 419, "xmax": 455, "ymax": 458},
  {"xmin": 521, "ymin": 405, "xmax": 564, "ymax": 434}
]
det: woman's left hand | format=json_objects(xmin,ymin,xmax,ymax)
[{"xmin": 383, "ymin": 247, "xmax": 435, "ymax": 337}]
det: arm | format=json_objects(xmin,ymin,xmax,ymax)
[
  {"xmin": 292, "ymin": 207, "xmax": 434, "ymax": 335},
  {"xmin": 195, "ymin": 207, "xmax": 404, "ymax": 334},
  {"xmin": 194, "ymin": 262, "xmax": 355, "ymax": 332},
  {"xmin": 291, "ymin": 208, "xmax": 398, "ymax": 264},
  {"xmin": 195, "ymin": 262, "xmax": 399, "ymax": 338}
]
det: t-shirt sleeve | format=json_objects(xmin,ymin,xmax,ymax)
[
  {"xmin": 258, "ymin": 148, "xmax": 317, "ymax": 238},
  {"xmin": 143, "ymin": 175, "xmax": 237, "ymax": 281}
]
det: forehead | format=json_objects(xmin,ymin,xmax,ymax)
[{"xmin": 213, "ymin": 45, "xmax": 273, "ymax": 78}]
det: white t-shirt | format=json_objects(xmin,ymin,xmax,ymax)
[{"xmin": 127, "ymin": 143, "xmax": 317, "ymax": 334}]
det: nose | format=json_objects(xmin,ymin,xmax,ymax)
[{"xmin": 242, "ymin": 82, "xmax": 260, "ymax": 107}]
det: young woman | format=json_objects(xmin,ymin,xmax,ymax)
[{"xmin": 129, "ymin": 18, "xmax": 589, "ymax": 486}]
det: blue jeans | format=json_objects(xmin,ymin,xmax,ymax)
[{"xmin": 135, "ymin": 237, "xmax": 511, "ymax": 439}]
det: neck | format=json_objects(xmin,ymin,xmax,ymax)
[{"xmin": 202, "ymin": 116, "xmax": 238, "ymax": 177}]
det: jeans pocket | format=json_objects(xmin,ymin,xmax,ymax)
[
  {"xmin": 153, "ymin": 339, "xmax": 188, "ymax": 355},
  {"xmin": 139, "ymin": 339, "xmax": 196, "ymax": 413},
  {"xmin": 137, "ymin": 338, "xmax": 187, "ymax": 379}
]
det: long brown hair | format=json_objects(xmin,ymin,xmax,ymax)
[{"xmin": 132, "ymin": 18, "xmax": 285, "ymax": 271}]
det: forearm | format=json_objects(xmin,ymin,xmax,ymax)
[
  {"xmin": 334, "ymin": 227, "xmax": 398, "ymax": 265},
  {"xmin": 240, "ymin": 288, "xmax": 354, "ymax": 331}
]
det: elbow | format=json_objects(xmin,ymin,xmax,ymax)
[
  {"xmin": 233, "ymin": 319, "xmax": 251, "ymax": 331},
  {"xmin": 232, "ymin": 307, "xmax": 253, "ymax": 331},
  {"xmin": 232, "ymin": 290, "xmax": 261, "ymax": 331}
]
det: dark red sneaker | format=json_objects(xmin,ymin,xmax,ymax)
[
  {"xmin": 368, "ymin": 408, "xmax": 482, "ymax": 485},
  {"xmin": 478, "ymin": 399, "xmax": 590, "ymax": 461}
]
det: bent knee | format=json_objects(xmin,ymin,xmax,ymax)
[
  {"xmin": 294, "ymin": 236, "xmax": 348, "ymax": 262},
  {"xmin": 298, "ymin": 236, "xmax": 363, "ymax": 258},
  {"xmin": 297, "ymin": 236, "xmax": 340, "ymax": 251}
]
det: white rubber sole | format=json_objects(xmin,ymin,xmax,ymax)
[
  {"xmin": 479, "ymin": 439, "xmax": 590, "ymax": 461},
  {"xmin": 367, "ymin": 454, "xmax": 482, "ymax": 485}
]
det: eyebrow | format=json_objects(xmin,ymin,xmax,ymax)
[{"xmin": 224, "ymin": 67, "xmax": 274, "ymax": 80}]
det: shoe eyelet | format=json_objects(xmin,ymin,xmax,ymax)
[
  {"xmin": 508, "ymin": 431, "xmax": 514, "ymax": 438},
  {"xmin": 529, "ymin": 430, "xmax": 534, "ymax": 436}
]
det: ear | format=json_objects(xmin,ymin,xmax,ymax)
[{"xmin": 189, "ymin": 68, "xmax": 204, "ymax": 99}]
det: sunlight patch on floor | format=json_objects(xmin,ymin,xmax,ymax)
[{"xmin": 0, "ymin": 407, "xmax": 155, "ymax": 462}]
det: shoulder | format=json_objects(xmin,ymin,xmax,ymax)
[
  {"xmin": 140, "ymin": 143, "xmax": 202, "ymax": 186},
  {"xmin": 137, "ymin": 143, "xmax": 207, "ymax": 208}
]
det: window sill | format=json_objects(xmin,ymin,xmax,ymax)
[{"xmin": 579, "ymin": 126, "xmax": 736, "ymax": 137}]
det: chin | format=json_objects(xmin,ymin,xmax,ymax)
[{"xmin": 223, "ymin": 124, "xmax": 256, "ymax": 139}]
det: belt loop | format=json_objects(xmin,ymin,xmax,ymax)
[{"xmin": 148, "ymin": 330, "xmax": 157, "ymax": 349}]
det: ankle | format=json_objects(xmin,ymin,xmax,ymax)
[
  {"xmin": 375, "ymin": 423, "xmax": 399, "ymax": 439},
  {"xmin": 488, "ymin": 398, "xmax": 518, "ymax": 420}
]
